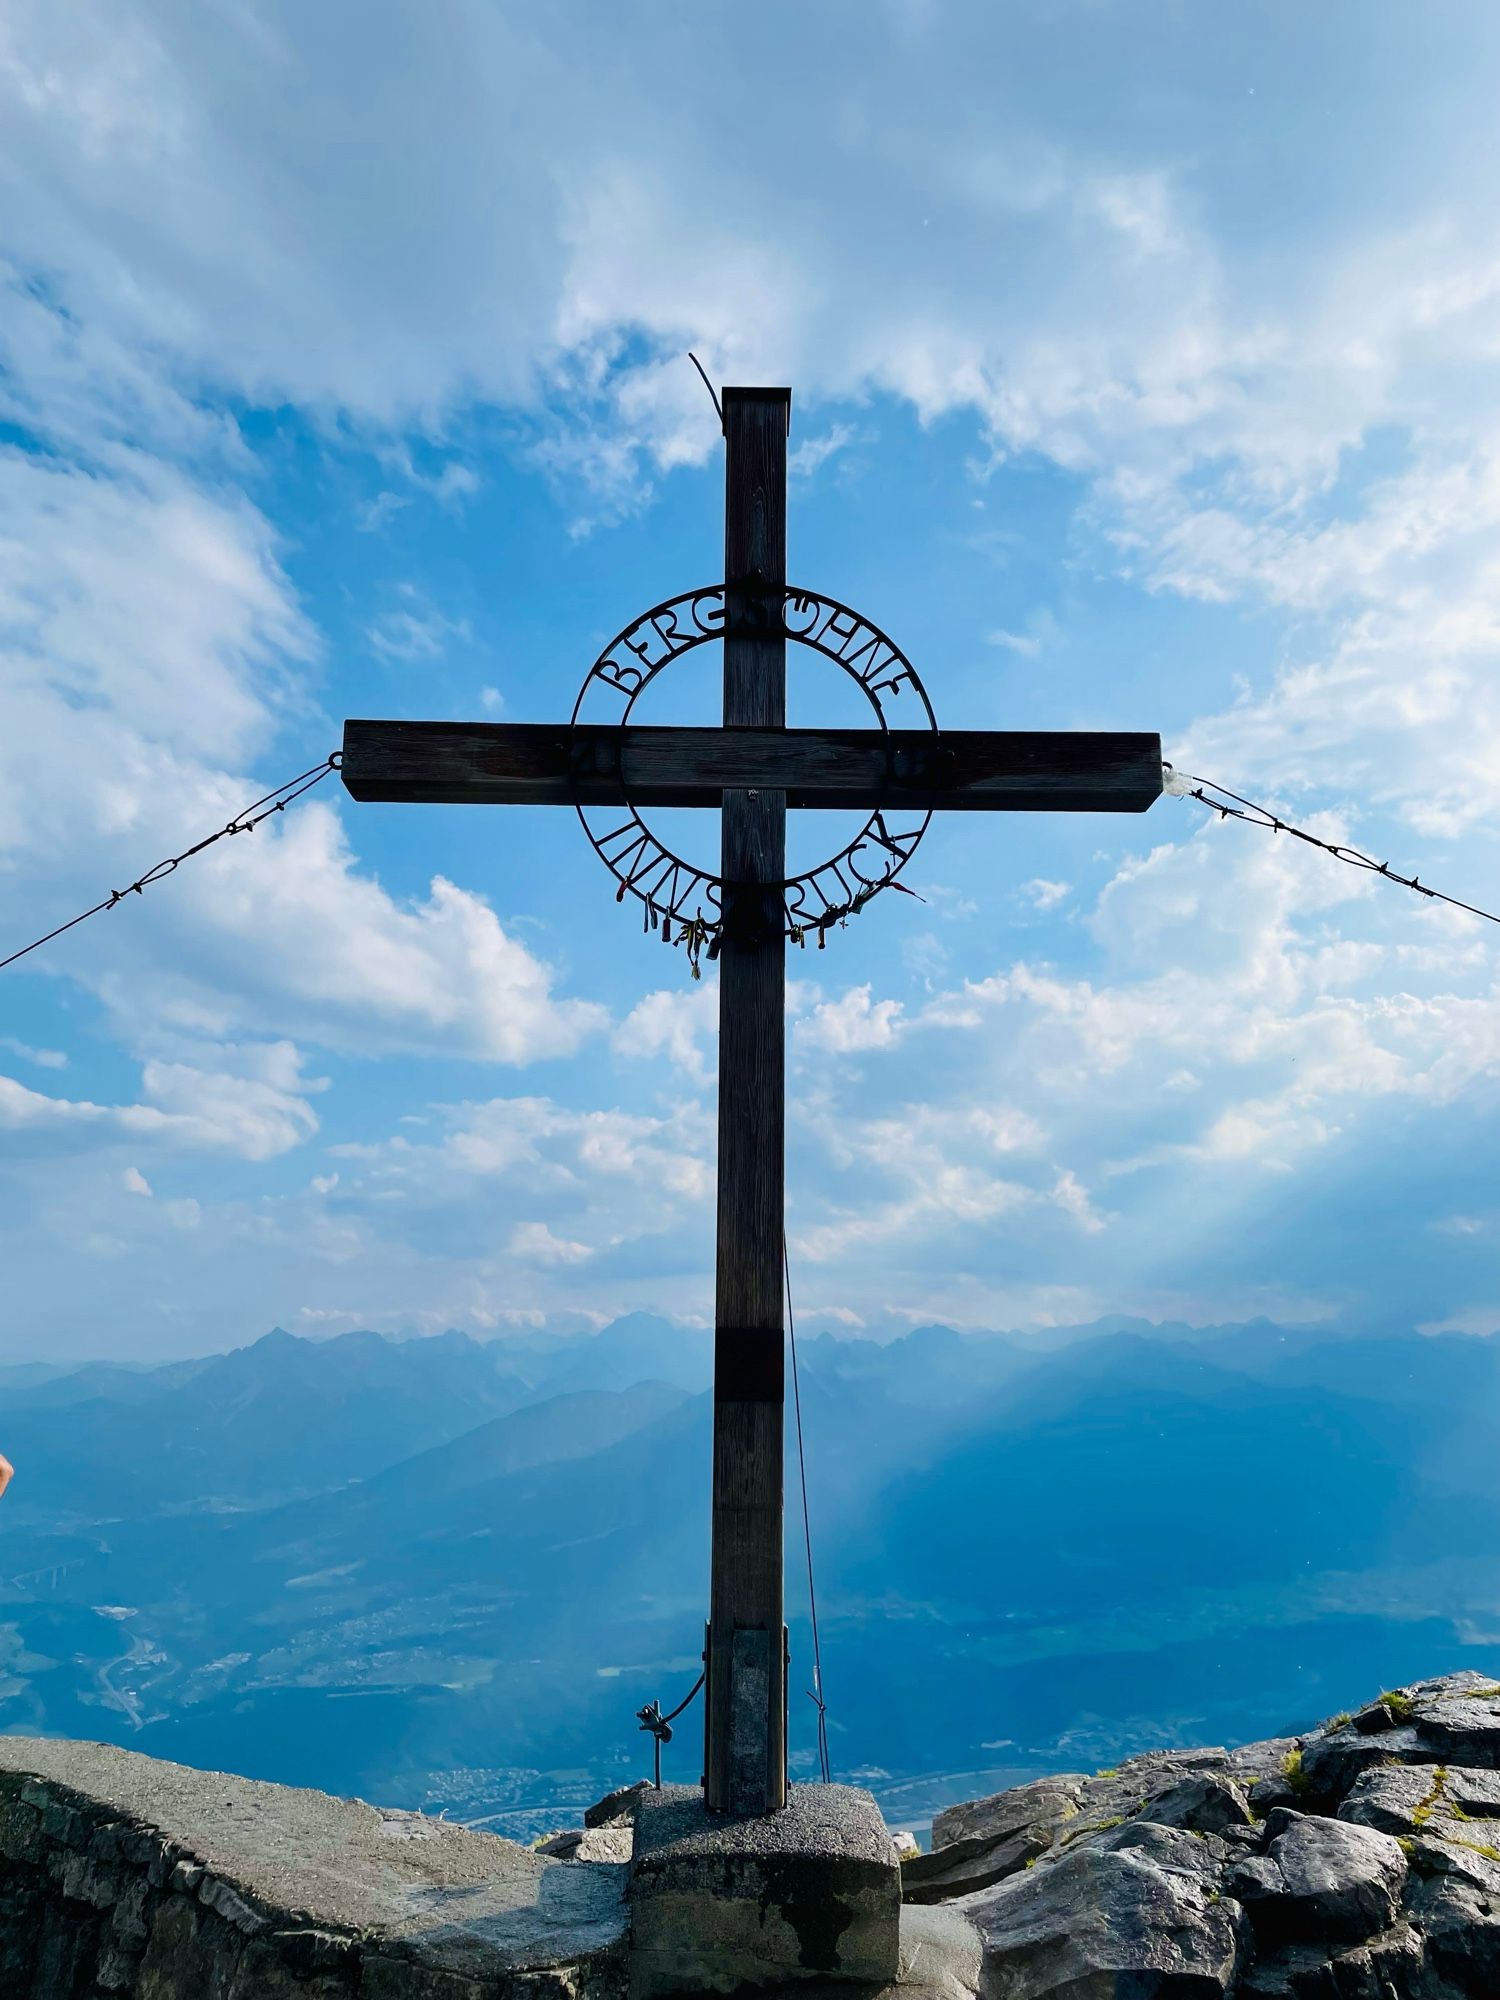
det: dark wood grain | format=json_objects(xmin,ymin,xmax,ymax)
[
  {"xmin": 706, "ymin": 387, "xmax": 790, "ymax": 1815},
  {"xmin": 341, "ymin": 719, "xmax": 1165, "ymax": 813}
]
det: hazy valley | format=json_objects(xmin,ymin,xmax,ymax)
[{"xmin": 2, "ymin": 1316, "xmax": 1497, "ymax": 1840}]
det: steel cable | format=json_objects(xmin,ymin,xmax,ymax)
[
  {"xmin": 785, "ymin": 1230, "xmax": 831, "ymax": 1784},
  {"xmin": 1165, "ymin": 763, "xmax": 1500, "ymax": 929},
  {"xmin": 1, "ymin": 755, "xmax": 343, "ymax": 973}
]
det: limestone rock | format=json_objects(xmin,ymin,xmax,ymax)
[
  {"xmin": 921, "ymin": 1674, "xmax": 1500, "ymax": 1994},
  {"xmin": 1337, "ymin": 1763, "xmax": 1445, "ymax": 1838},
  {"xmin": 1227, "ymin": 1737, "xmax": 1303, "ymax": 1783},
  {"xmin": 1397, "ymin": 1672, "xmax": 1500, "ymax": 1767},
  {"xmin": 930, "ymin": 1776, "xmax": 1085, "ymax": 1853},
  {"xmin": 1236, "ymin": 1926, "xmax": 1425, "ymax": 1998},
  {"xmin": 1116, "ymin": 1746, "xmax": 1232, "ymax": 1776},
  {"xmin": 0, "ymin": 1735, "xmax": 628, "ymax": 1999},
  {"xmin": 1404, "ymin": 1837, "xmax": 1500, "ymax": 1996},
  {"xmin": 1227, "ymin": 1810, "xmax": 1406, "ymax": 1946},
  {"xmin": 1349, "ymin": 1698, "xmax": 1403, "ymax": 1735},
  {"xmin": 909, "ymin": 1776, "xmax": 1087, "ymax": 1907},
  {"xmin": 537, "ymin": 1825, "xmax": 635, "ymax": 1864},
  {"xmin": 958, "ymin": 1820, "xmax": 1247, "ymax": 1997},
  {"xmin": 1139, "ymin": 1773, "xmax": 1254, "ymax": 1835},
  {"xmin": 1296, "ymin": 1674, "xmax": 1500, "ymax": 1811},
  {"xmin": 585, "ymin": 1780, "xmax": 652, "ymax": 1829},
  {"xmin": 1441, "ymin": 1766, "xmax": 1500, "ymax": 1817},
  {"xmin": 1295, "ymin": 1722, "xmax": 1425, "ymax": 1807},
  {"xmin": 902, "ymin": 1827, "xmax": 1049, "ymax": 1905},
  {"xmin": 1074, "ymin": 1760, "xmax": 1249, "ymax": 1836},
  {"xmin": 889, "ymin": 1902, "xmax": 983, "ymax": 2000}
]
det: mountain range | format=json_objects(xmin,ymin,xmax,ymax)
[{"xmin": 1, "ymin": 1315, "xmax": 1495, "ymax": 1839}]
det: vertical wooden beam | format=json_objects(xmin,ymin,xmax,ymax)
[{"xmin": 706, "ymin": 386, "xmax": 790, "ymax": 1814}]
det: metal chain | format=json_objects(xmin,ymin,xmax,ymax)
[{"xmin": 1, "ymin": 755, "xmax": 343, "ymax": 973}]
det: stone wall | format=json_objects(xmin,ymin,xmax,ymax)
[{"xmin": 0, "ymin": 1736, "xmax": 628, "ymax": 1999}]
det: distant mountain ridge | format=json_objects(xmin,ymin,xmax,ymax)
[{"xmin": 0, "ymin": 1325, "xmax": 535, "ymax": 1515}]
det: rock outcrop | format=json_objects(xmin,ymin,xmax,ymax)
[
  {"xmin": 908, "ymin": 1669, "xmax": 1500, "ymax": 1997},
  {"xmin": 0, "ymin": 1735, "xmax": 628, "ymax": 1997},
  {"xmin": 9, "ymin": 1672, "xmax": 1500, "ymax": 1996},
  {"xmin": 0, "ymin": 1741, "xmax": 976, "ymax": 1998}
]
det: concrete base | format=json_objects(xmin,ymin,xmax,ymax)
[{"xmin": 628, "ymin": 1784, "xmax": 903, "ymax": 1997}]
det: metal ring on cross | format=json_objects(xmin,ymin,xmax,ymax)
[{"xmin": 567, "ymin": 585, "xmax": 937, "ymax": 974}]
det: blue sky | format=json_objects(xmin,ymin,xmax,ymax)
[{"xmin": 5, "ymin": 0, "xmax": 1500, "ymax": 1360}]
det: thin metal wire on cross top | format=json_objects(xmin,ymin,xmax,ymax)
[
  {"xmin": 0, "ymin": 755, "xmax": 343, "ymax": 973},
  {"xmin": 1164, "ymin": 763, "xmax": 1500, "ymax": 928}
]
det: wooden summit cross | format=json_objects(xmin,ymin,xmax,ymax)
[{"xmin": 340, "ymin": 386, "xmax": 1162, "ymax": 1816}]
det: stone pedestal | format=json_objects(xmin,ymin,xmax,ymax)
[{"xmin": 628, "ymin": 1784, "xmax": 902, "ymax": 1997}]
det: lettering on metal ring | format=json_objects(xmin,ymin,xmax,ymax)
[{"xmin": 569, "ymin": 585, "xmax": 936, "ymax": 973}]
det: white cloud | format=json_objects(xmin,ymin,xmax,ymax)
[
  {"xmin": 0, "ymin": 435, "xmax": 601, "ymax": 1068},
  {"xmin": 335, "ymin": 1093, "xmax": 713, "ymax": 1210},
  {"xmin": 0, "ymin": 1045, "xmax": 320, "ymax": 1161},
  {"xmin": 5, "ymin": 2, "xmax": 1500, "ymax": 1350},
  {"xmin": 357, "ymin": 491, "xmax": 405, "ymax": 534},
  {"xmin": 164, "ymin": 841, "xmax": 604, "ymax": 1064},
  {"xmin": 796, "ymin": 984, "xmax": 906, "ymax": 1053},
  {"xmin": 802, "ymin": 1304, "xmax": 865, "ymax": 1329},
  {"xmin": 791, "ymin": 1169, "xmax": 1032, "ymax": 1266},
  {"xmin": 789, "ymin": 423, "xmax": 860, "ymax": 479},
  {"xmin": 0, "ymin": 1036, "xmax": 67, "ymax": 1069},
  {"xmin": 790, "ymin": 1095, "xmax": 1053, "ymax": 1265},
  {"xmin": 0, "ymin": 0, "xmax": 566, "ymax": 422},
  {"xmin": 614, "ymin": 982, "xmax": 718, "ymax": 1085},
  {"xmin": 817, "ymin": 1100, "xmax": 1045, "ymax": 1176},
  {"xmin": 1022, "ymin": 879, "xmax": 1070, "ymax": 911},
  {"xmin": 369, "ymin": 448, "xmax": 480, "ymax": 513},
  {"xmin": 509, "ymin": 1220, "xmax": 592, "ymax": 1266},
  {"xmin": 1419, "ymin": 1308, "xmax": 1500, "ymax": 1338},
  {"xmin": 366, "ymin": 587, "xmax": 471, "ymax": 663},
  {"xmin": 0, "ymin": 445, "xmax": 308, "ymax": 778},
  {"xmin": 929, "ymin": 819, "xmax": 1500, "ymax": 1176},
  {"xmin": 3, "ymin": 3, "xmax": 1500, "ymax": 831},
  {"xmin": 95, "ymin": 1088, "xmax": 707, "ymax": 1341},
  {"xmin": 992, "ymin": 612, "xmax": 1064, "ymax": 660},
  {"xmin": 987, "ymin": 628, "xmax": 1042, "ymax": 657},
  {"xmin": 0, "ymin": 4, "xmax": 1393, "ymax": 495},
  {"xmin": 1050, "ymin": 1168, "xmax": 1105, "ymax": 1233}
]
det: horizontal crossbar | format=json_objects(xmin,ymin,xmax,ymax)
[{"xmin": 341, "ymin": 720, "xmax": 1163, "ymax": 813}]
